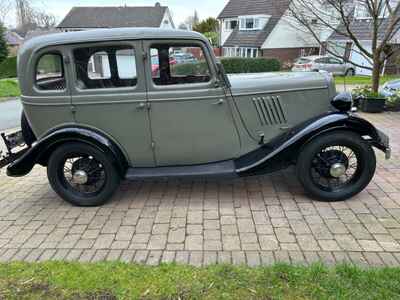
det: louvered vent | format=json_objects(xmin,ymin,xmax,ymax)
[{"xmin": 252, "ymin": 96, "xmax": 287, "ymax": 126}]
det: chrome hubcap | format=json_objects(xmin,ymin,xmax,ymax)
[
  {"xmin": 330, "ymin": 163, "xmax": 347, "ymax": 178},
  {"xmin": 72, "ymin": 170, "xmax": 88, "ymax": 185}
]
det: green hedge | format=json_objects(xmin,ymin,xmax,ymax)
[
  {"xmin": 0, "ymin": 56, "xmax": 17, "ymax": 79},
  {"xmin": 173, "ymin": 58, "xmax": 281, "ymax": 75},
  {"xmin": 221, "ymin": 57, "xmax": 281, "ymax": 73}
]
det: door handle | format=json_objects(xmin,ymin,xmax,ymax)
[{"xmin": 212, "ymin": 99, "xmax": 225, "ymax": 105}]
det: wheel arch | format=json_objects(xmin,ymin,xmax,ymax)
[
  {"xmin": 236, "ymin": 112, "xmax": 388, "ymax": 176},
  {"xmin": 7, "ymin": 126, "xmax": 128, "ymax": 177}
]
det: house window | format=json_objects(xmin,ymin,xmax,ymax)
[
  {"xmin": 354, "ymin": 0, "xmax": 392, "ymax": 19},
  {"xmin": 74, "ymin": 45, "xmax": 137, "ymax": 89},
  {"xmin": 224, "ymin": 20, "xmax": 238, "ymax": 30},
  {"xmin": 35, "ymin": 53, "xmax": 66, "ymax": 91},
  {"xmin": 239, "ymin": 16, "xmax": 261, "ymax": 30},
  {"xmin": 223, "ymin": 47, "xmax": 258, "ymax": 58}
]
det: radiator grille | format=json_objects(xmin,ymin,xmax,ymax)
[{"xmin": 252, "ymin": 96, "xmax": 287, "ymax": 126}]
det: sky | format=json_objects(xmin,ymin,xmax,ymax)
[{"xmin": 4, "ymin": 0, "xmax": 229, "ymax": 28}]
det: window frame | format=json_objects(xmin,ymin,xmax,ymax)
[
  {"xmin": 146, "ymin": 40, "xmax": 217, "ymax": 91},
  {"xmin": 70, "ymin": 41, "xmax": 140, "ymax": 94},
  {"xmin": 33, "ymin": 50, "xmax": 66, "ymax": 93}
]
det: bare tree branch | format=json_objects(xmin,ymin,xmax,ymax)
[{"xmin": 289, "ymin": 0, "xmax": 400, "ymax": 92}]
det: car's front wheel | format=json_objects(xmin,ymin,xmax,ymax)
[
  {"xmin": 296, "ymin": 131, "xmax": 376, "ymax": 202},
  {"xmin": 47, "ymin": 142, "xmax": 121, "ymax": 206}
]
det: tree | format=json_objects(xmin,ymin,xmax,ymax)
[
  {"xmin": 193, "ymin": 17, "xmax": 219, "ymax": 34},
  {"xmin": 289, "ymin": 0, "xmax": 400, "ymax": 92},
  {"xmin": 204, "ymin": 31, "xmax": 219, "ymax": 46},
  {"xmin": 184, "ymin": 10, "xmax": 200, "ymax": 30},
  {"xmin": 16, "ymin": 0, "xmax": 57, "ymax": 36},
  {"xmin": 0, "ymin": 0, "xmax": 11, "ymax": 24},
  {"xmin": 0, "ymin": 23, "xmax": 9, "ymax": 63}
]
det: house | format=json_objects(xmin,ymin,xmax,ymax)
[
  {"xmin": 217, "ymin": 0, "xmax": 321, "ymax": 62},
  {"xmin": 57, "ymin": 3, "xmax": 175, "ymax": 31},
  {"xmin": 328, "ymin": 1, "xmax": 400, "ymax": 76},
  {"xmin": 4, "ymin": 31, "xmax": 23, "ymax": 56}
]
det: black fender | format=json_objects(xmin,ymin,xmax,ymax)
[
  {"xmin": 235, "ymin": 111, "xmax": 390, "ymax": 176},
  {"xmin": 7, "ymin": 126, "xmax": 128, "ymax": 177}
]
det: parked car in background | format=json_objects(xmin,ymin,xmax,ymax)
[
  {"xmin": 379, "ymin": 79, "xmax": 400, "ymax": 98},
  {"xmin": 151, "ymin": 55, "xmax": 177, "ymax": 77},
  {"xmin": 172, "ymin": 53, "xmax": 198, "ymax": 64},
  {"xmin": 0, "ymin": 28, "xmax": 390, "ymax": 207},
  {"xmin": 292, "ymin": 56, "xmax": 355, "ymax": 76}
]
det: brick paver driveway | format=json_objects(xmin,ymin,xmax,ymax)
[{"xmin": 1, "ymin": 112, "xmax": 400, "ymax": 267}]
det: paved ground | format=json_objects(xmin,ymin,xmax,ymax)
[{"xmin": 0, "ymin": 112, "xmax": 399, "ymax": 267}]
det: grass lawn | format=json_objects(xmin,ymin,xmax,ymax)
[
  {"xmin": 1, "ymin": 262, "xmax": 400, "ymax": 299},
  {"xmin": 334, "ymin": 75, "xmax": 400, "ymax": 86},
  {"xmin": 0, "ymin": 79, "xmax": 20, "ymax": 100}
]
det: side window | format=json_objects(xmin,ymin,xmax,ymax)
[
  {"xmin": 150, "ymin": 44, "xmax": 211, "ymax": 86},
  {"xmin": 35, "ymin": 53, "xmax": 65, "ymax": 91},
  {"xmin": 74, "ymin": 45, "xmax": 137, "ymax": 90}
]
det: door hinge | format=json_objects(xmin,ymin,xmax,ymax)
[
  {"xmin": 146, "ymin": 102, "xmax": 151, "ymax": 110},
  {"xmin": 151, "ymin": 141, "xmax": 155, "ymax": 149},
  {"xmin": 70, "ymin": 105, "xmax": 76, "ymax": 114}
]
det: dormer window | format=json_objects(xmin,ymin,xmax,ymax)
[
  {"xmin": 224, "ymin": 19, "xmax": 238, "ymax": 31},
  {"xmin": 239, "ymin": 16, "xmax": 261, "ymax": 30},
  {"xmin": 237, "ymin": 15, "xmax": 269, "ymax": 31},
  {"xmin": 354, "ymin": 0, "xmax": 394, "ymax": 19}
]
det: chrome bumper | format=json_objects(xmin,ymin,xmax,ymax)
[{"xmin": 376, "ymin": 129, "xmax": 391, "ymax": 160}]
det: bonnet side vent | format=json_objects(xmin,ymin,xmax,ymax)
[{"xmin": 252, "ymin": 96, "xmax": 287, "ymax": 126}]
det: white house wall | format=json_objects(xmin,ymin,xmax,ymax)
[
  {"xmin": 350, "ymin": 41, "xmax": 373, "ymax": 76},
  {"xmin": 160, "ymin": 9, "xmax": 175, "ymax": 29},
  {"xmin": 261, "ymin": 16, "xmax": 319, "ymax": 49},
  {"xmin": 220, "ymin": 18, "xmax": 237, "ymax": 46}
]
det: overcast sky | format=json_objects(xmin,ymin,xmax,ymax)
[{"xmin": 4, "ymin": 0, "xmax": 229, "ymax": 28}]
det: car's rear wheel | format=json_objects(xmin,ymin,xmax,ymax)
[
  {"xmin": 296, "ymin": 131, "xmax": 376, "ymax": 202},
  {"xmin": 345, "ymin": 69, "xmax": 355, "ymax": 76},
  {"xmin": 47, "ymin": 142, "xmax": 120, "ymax": 206}
]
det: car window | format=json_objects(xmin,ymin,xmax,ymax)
[
  {"xmin": 74, "ymin": 45, "xmax": 137, "ymax": 90},
  {"xmin": 296, "ymin": 58, "xmax": 311, "ymax": 64},
  {"xmin": 150, "ymin": 43, "xmax": 211, "ymax": 86},
  {"xmin": 314, "ymin": 58, "xmax": 326, "ymax": 64},
  {"xmin": 328, "ymin": 57, "xmax": 342, "ymax": 64},
  {"xmin": 35, "ymin": 53, "xmax": 66, "ymax": 91}
]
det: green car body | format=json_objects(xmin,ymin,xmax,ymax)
[{"xmin": 2, "ymin": 28, "xmax": 391, "ymax": 206}]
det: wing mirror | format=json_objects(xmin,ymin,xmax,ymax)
[{"xmin": 217, "ymin": 62, "xmax": 231, "ymax": 88}]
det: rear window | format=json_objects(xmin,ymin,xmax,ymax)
[
  {"xmin": 35, "ymin": 53, "xmax": 66, "ymax": 91},
  {"xmin": 295, "ymin": 58, "xmax": 311, "ymax": 64}
]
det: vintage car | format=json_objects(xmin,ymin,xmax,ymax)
[{"xmin": 0, "ymin": 28, "xmax": 391, "ymax": 207}]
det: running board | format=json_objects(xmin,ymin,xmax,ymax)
[{"xmin": 125, "ymin": 160, "xmax": 237, "ymax": 180}]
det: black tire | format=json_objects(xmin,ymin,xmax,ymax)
[
  {"xmin": 21, "ymin": 112, "xmax": 36, "ymax": 147},
  {"xmin": 296, "ymin": 131, "xmax": 376, "ymax": 202},
  {"xmin": 345, "ymin": 69, "xmax": 355, "ymax": 76},
  {"xmin": 47, "ymin": 142, "xmax": 121, "ymax": 206}
]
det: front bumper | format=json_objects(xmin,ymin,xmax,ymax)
[{"xmin": 375, "ymin": 129, "xmax": 391, "ymax": 160}]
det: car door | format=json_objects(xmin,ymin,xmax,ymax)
[
  {"xmin": 328, "ymin": 57, "xmax": 345, "ymax": 75},
  {"xmin": 143, "ymin": 40, "xmax": 241, "ymax": 166},
  {"xmin": 69, "ymin": 41, "xmax": 155, "ymax": 167}
]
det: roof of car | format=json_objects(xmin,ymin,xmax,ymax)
[{"xmin": 19, "ymin": 28, "xmax": 208, "ymax": 56}]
